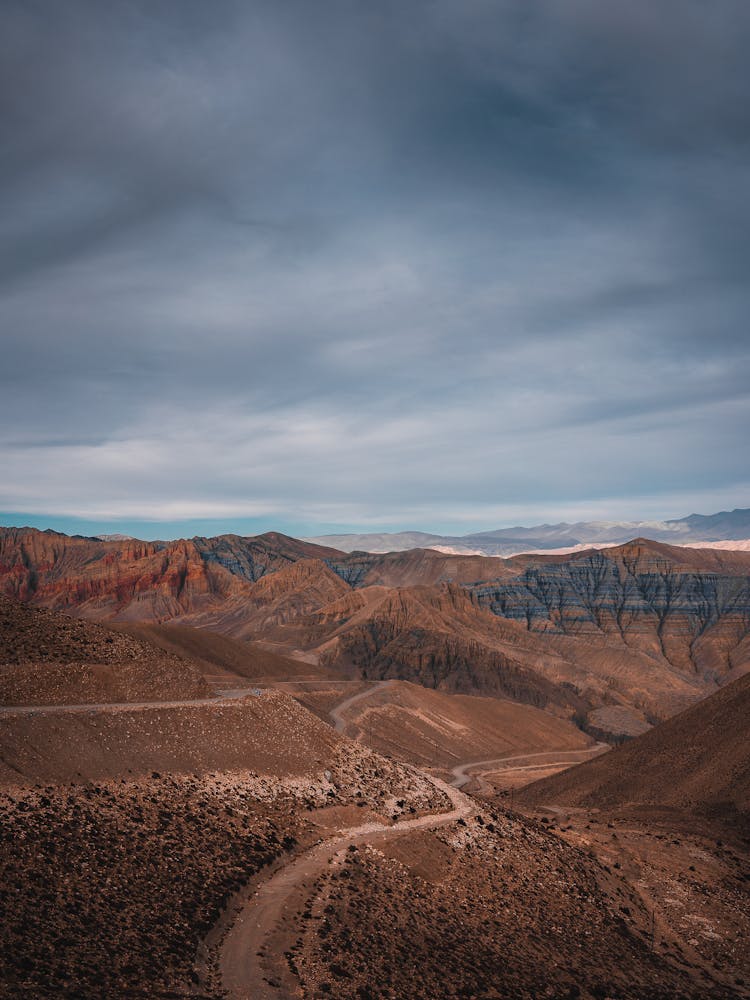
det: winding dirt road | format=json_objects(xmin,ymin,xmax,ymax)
[
  {"xmin": 218, "ymin": 774, "xmax": 472, "ymax": 1000},
  {"xmin": 215, "ymin": 684, "xmax": 607, "ymax": 998},
  {"xmin": 328, "ymin": 679, "xmax": 396, "ymax": 735},
  {"xmin": 0, "ymin": 690, "xmax": 261, "ymax": 716}
]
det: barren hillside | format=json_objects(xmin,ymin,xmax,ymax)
[
  {"xmin": 519, "ymin": 671, "xmax": 750, "ymax": 822},
  {"xmin": 2, "ymin": 527, "xmax": 749, "ymax": 739},
  {"xmin": 0, "ymin": 595, "xmax": 208, "ymax": 704}
]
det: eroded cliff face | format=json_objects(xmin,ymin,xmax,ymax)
[
  {"xmin": 468, "ymin": 543, "xmax": 750, "ymax": 683},
  {"xmin": 0, "ymin": 528, "xmax": 340, "ymax": 621},
  {"xmin": 323, "ymin": 621, "xmax": 587, "ymax": 713},
  {"xmin": 0, "ymin": 529, "xmax": 241, "ymax": 619}
]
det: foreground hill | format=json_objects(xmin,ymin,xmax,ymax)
[
  {"xmin": 0, "ymin": 685, "xmax": 448, "ymax": 997},
  {"xmin": 0, "ymin": 595, "xmax": 208, "ymax": 705},
  {"xmin": 2, "ymin": 527, "xmax": 750, "ymax": 738},
  {"xmin": 520, "ymin": 671, "xmax": 750, "ymax": 822}
]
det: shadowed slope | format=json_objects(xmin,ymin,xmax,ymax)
[
  {"xmin": 117, "ymin": 622, "xmax": 335, "ymax": 681},
  {"xmin": 519, "ymin": 671, "xmax": 750, "ymax": 821}
]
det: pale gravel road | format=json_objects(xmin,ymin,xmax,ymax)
[
  {"xmin": 0, "ymin": 690, "xmax": 261, "ymax": 715},
  {"xmin": 327, "ymin": 679, "xmax": 396, "ymax": 735}
]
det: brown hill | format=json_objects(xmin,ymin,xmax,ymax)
[
  {"xmin": 310, "ymin": 677, "xmax": 593, "ymax": 769},
  {"xmin": 519, "ymin": 671, "xmax": 750, "ymax": 821},
  {"xmin": 178, "ymin": 558, "xmax": 352, "ymax": 639},
  {"xmin": 117, "ymin": 622, "xmax": 335, "ymax": 681},
  {"xmin": 305, "ymin": 584, "xmax": 592, "ymax": 713},
  {"xmin": 0, "ymin": 595, "xmax": 208, "ymax": 705}
]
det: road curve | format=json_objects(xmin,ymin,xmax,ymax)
[
  {"xmin": 219, "ymin": 774, "xmax": 472, "ymax": 1000},
  {"xmin": 328, "ymin": 679, "xmax": 396, "ymax": 735},
  {"xmin": 450, "ymin": 742, "xmax": 610, "ymax": 792}
]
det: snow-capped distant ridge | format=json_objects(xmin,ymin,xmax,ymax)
[
  {"xmin": 305, "ymin": 507, "xmax": 750, "ymax": 556},
  {"xmin": 684, "ymin": 538, "xmax": 750, "ymax": 552}
]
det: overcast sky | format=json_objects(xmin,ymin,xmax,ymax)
[{"xmin": 1, "ymin": 0, "xmax": 749, "ymax": 539}]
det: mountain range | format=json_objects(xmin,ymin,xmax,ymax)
[
  {"xmin": 306, "ymin": 506, "xmax": 750, "ymax": 555},
  {"xmin": 2, "ymin": 523, "xmax": 749, "ymax": 742}
]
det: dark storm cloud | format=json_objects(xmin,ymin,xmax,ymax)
[{"xmin": 0, "ymin": 0, "xmax": 748, "ymax": 532}]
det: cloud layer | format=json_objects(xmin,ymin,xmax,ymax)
[{"xmin": 1, "ymin": 0, "xmax": 749, "ymax": 535}]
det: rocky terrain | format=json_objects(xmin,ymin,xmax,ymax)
[
  {"xmin": 0, "ymin": 776, "xmax": 290, "ymax": 998},
  {"xmin": 0, "ymin": 746, "xmax": 447, "ymax": 1000},
  {"xmin": 0, "ymin": 674, "xmax": 448, "ymax": 998},
  {"xmin": 0, "ymin": 595, "xmax": 207, "ymax": 704},
  {"xmin": 288, "ymin": 805, "xmax": 738, "ymax": 999}
]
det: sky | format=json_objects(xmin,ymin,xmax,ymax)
[{"xmin": 1, "ymin": 0, "xmax": 749, "ymax": 540}]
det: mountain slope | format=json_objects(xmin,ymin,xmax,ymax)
[
  {"xmin": 2, "ymin": 527, "xmax": 750, "ymax": 737},
  {"xmin": 519, "ymin": 671, "xmax": 750, "ymax": 820},
  {"xmin": 0, "ymin": 594, "xmax": 208, "ymax": 704},
  {"xmin": 0, "ymin": 526, "xmax": 341, "ymax": 620}
]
